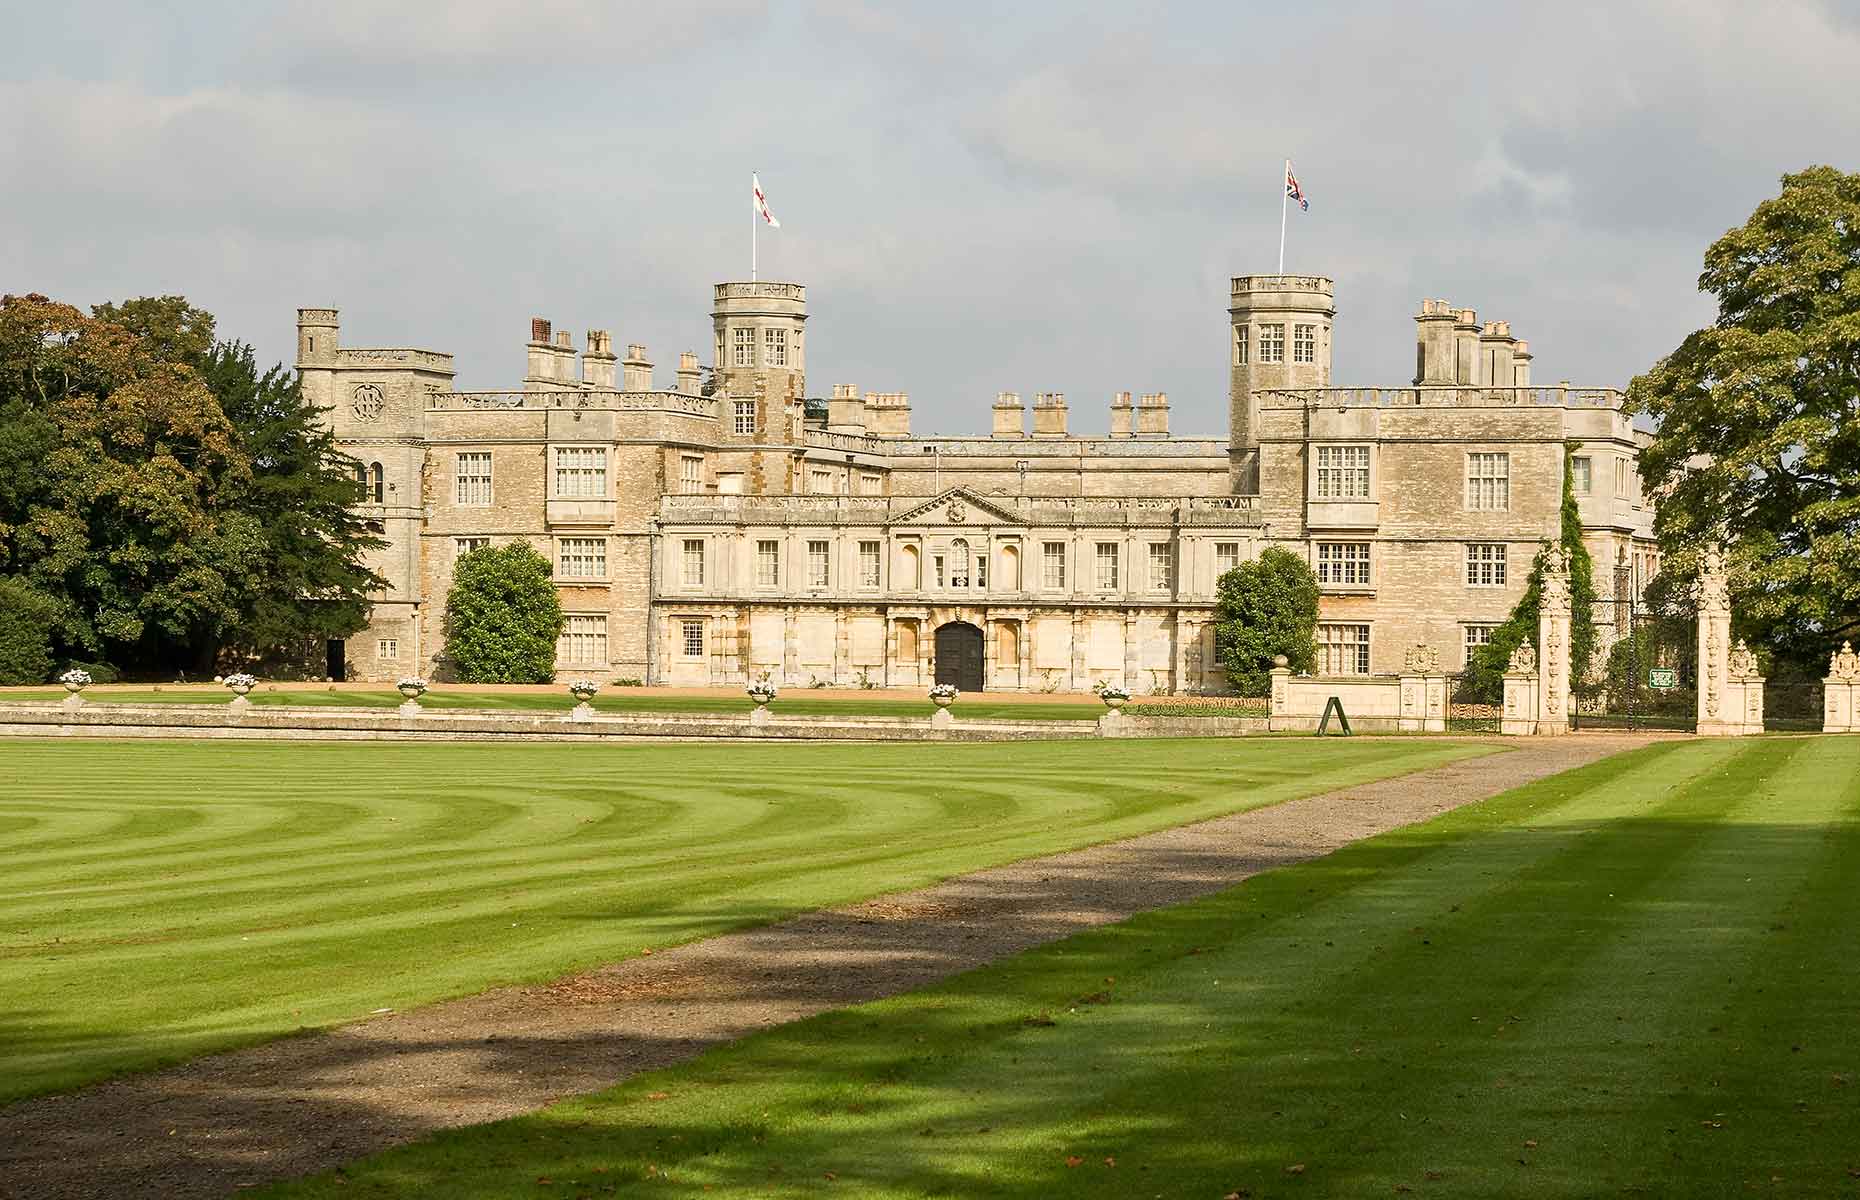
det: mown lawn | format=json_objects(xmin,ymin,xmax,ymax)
[
  {"xmin": 0, "ymin": 688, "xmax": 1103, "ymax": 722},
  {"xmin": 261, "ymin": 736, "xmax": 1860, "ymax": 1199},
  {"xmin": 0, "ymin": 736, "xmax": 1478, "ymax": 1103}
]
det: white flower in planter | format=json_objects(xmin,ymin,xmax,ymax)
[
  {"xmin": 58, "ymin": 668, "xmax": 93, "ymax": 688},
  {"xmin": 746, "ymin": 680, "xmax": 779, "ymax": 701},
  {"xmin": 223, "ymin": 673, "xmax": 258, "ymax": 690},
  {"xmin": 928, "ymin": 683, "xmax": 959, "ymax": 702},
  {"xmin": 1098, "ymin": 684, "xmax": 1131, "ymax": 702},
  {"xmin": 567, "ymin": 679, "xmax": 601, "ymax": 698},
  {"xmin": 397, "ymin": 677, "xmax": 429, "ymax": 692}
]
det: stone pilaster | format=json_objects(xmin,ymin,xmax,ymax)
[
  {"xmin": 782, "ymin": 608, "xmax": 799, "ymax": 685},
  {"xmin": 1501, "ymin": 642, "xmax": 1539, "ymax": 736},
  {"xmin": 1824, "ymin": 641, "xmax": 1860, "ymax": 733},
  {"xmin": 1268, "ymin": 661, "xmax": 1294, "ymax": 732},
  {"xmin": 1536, "ymin": 547, "xmax": 1572, "ymax": 735},
  {"xmin": 1397, "ymin": 642, "xmax": 1446, "ymax": 733}
]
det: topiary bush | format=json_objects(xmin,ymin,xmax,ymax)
[
  {"xmin": 442, "ymin": 543, "xmax": 566, "ymax": 683},
  {"xmin": 1212, "ymin": 546, "xmax": 1319, "ymax": 695}
]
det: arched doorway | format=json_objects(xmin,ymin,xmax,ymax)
[{"xmin": 934, "ymin": 621, "xmax": 985, "ymax": 692}]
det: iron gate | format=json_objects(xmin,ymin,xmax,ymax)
[{"xmin": 1574, "ymin": 584, "xmax": 1696, "ymax": 732}]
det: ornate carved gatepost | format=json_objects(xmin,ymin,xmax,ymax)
[
  {"xmin": 1399, "ymin": 643, "xmax": 1445, "ymax": 733},
  {"xmin": 1501, "ymin": 642, "xmax": 1540, "ymax": 736},
  {"xmin": 1694, "ymin": 547, "xmax": 1740, "ymax": 736},
  {"xmin": 1536, "ymin": 547, "xmax": 1573, "ymax": 735},
  {"xmin": 1825, "ymin": 642, "xmax": 1860, "ymax": 733},
  {"xmin": 1726, "ymin": 640, "xmax": 1766, "ymax": 735}
]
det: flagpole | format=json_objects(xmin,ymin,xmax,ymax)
[
  {"xmin": 751, "ymin": 172, "xmax": 757, "ymax": 282},
  {"xmin": 1278, "ymin": 158, "xmax": 1289, "ymax": 274}
]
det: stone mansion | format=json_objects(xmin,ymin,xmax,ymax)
[{"xmin": 301, "ymin": 274, "xmax": 1658, "ymax": 692}]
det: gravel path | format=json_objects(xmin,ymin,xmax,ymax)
[{"xmin": 0, "ymin": 734, "xmax": 1657, "ymax": 1199}]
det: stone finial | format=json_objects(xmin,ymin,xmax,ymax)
[
  {"xmin": 1727, "ymin": 639, "xmax": 1761, "ymax": 679},
  {"xmin": 1694, "ymin": 546, "xmax": 1731, "ymax": 617},
  {"xmin": 1831, "ymin": 641, "xmax": 1860, "ymax": 682},
  {"xmin": 1507, "ymin": 643, "xmax": 1538, "ymax": 674},
  {"xmin": 1403, "ymin": 642, "xmax": 1441, "ymax": 676}
]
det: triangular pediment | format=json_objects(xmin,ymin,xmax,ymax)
[{"xmin": 893, "ymin": 487, "xmax": 1020, "ymax": 527}]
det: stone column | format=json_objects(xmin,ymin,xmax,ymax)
[
  {"xmin": 832, "ymin": 608, "xmax": 849, "ymax": 686},
  {"xmin": 1501, "ymin": 643, "xmax": 1540, "ymax": 736},
  {"xmin": 1824, "ymin": 641, "xmax": 1860, "ymax": 733},
  {"xmin": 1018, "ymin": 615, "xmax": 1034, "ymax": 690},
  {"xmin": 1123, "ymin": 609, "xmax": 1140, "ymax": 692},
  {"xmin": 1070, "ymin": 609, "xmax": 1087, "ymax": 691},
  {"xmin": 981, "ymin": 614, "xmax": 997, "ymax": 688},
  {"xmin": 1694, "ymin": 547, "xmax": 1738, "ymax": 736},
  {"xmin": 782, "ymin": 608, "xmax": 799, "ymax": 685},
  {"xmin": 1536, "ymin": 547, "xmax": 1572, "ymax": 735},
  {"xmin": 1268, "ymin": 660, "xmax": 1293, "ymax": 732}
]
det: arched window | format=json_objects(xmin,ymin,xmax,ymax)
[
  {"xmin": 1001, "ymin": 545, "xmax": 1021, "ymax": 591},
  {"xmin": 368, "ymin": 463, "xmax": 385, "ymax": 504},
  {"xmin": 951, "ymin": 539, "xmax": 970, "ymax": 588},
  {"xmin": 901, "ymin": 544, "xmax": 921, "ymax": 590}
]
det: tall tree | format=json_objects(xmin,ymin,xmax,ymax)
[
  {"xmin": 0, "ymin": 294, "xmax": 254, "ymax": 667},
  {"xmin": 1212, "ymin": 547, "xmax": 1319, "ymax": 694},
  {"xmin": 1628, "ymin": 166, "xmax": 1860, "ymax": 665},
  {"xmin": 192, "ymin": 341, "xmax": 383, "ymax": 670}
]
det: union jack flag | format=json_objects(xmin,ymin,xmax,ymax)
[{"xmin": 1285, "ymin": 163, "xmax": 1308, "ymax": 211}]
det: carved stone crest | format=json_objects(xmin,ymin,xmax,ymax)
[
  {"xmin": 1727, "ymin": 638, "xmax": 1760, "ymax": 679},
  {"xmin": 351, "ymin": 383, "xmax": 385, "ymax": 422},
  {"xmin": 1831, "ymin": 641, "xmax": 1860, "ymax": 682},
  {"xmin": 1694, "ymin": 546, "xmax": 1731, "ymax": 616},
  {"xmin": 1507, "ymin": 642, "xmax": 1537, "ymax": 674},
  {"xmin": 945, "ymin": 500, "xmax": 966, "ymax": 523},
  {"xmin": 1402, "ymin": 642, "xmax": 1441, "ymax": 675}
]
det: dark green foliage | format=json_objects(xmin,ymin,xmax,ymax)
[
  {"xmin": 1461, "ymin": 450, "xmax": 1598, "ymax": 703},
  {"xmin": 1628, "ymin": 166, "xmax": 1860, "ymax": 673},
  {"xmin": 0, "ymin": 577, "xmax": 57, "ymax": 684},
  {"xmin": 1212, "ymin": 546, "xmax": 1319, "ymax": 694},
  {"xmin": 443, "ymin": 543, "xmax": 565, "ymax": 683},
  {"xmin": 194, "ymin": 341, "xmax": 383, "ymax": 671},
  {"xmin": 0, "ymin": 293, "xmax": 382, "ymax": 678}
]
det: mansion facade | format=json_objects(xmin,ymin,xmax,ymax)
[{"xmin": 302, "ymin": 275, "xmax": 1657, "ymax": 692}]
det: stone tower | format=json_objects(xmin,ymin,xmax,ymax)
[
  {"xmin": 1228, "ymin": 275, "xmax": 1334, "ymax": 492},
  {"xmin": 712, "ymin": 281, "xmax": 808, "ymax": 441}
]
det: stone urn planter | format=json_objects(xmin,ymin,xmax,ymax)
[
  {"xmin": 223, "ymin": 672, "xmax": 257, "ymax": 711},
  {"xmin": 746, "ymin": 681, "xmax": 778, "ymax": 725},
  {"xmin": 58, "ymin": 668, "xmax": 92, "ymax": 711},
  {"xmin": 396, "ymin": 677, "xmax": 428, "ymax": 716},
  {"xmin": 928, "ymin": 684, "xmax": 958, "ymax": 726},
  {"xmin": 567, "ymin": 679, "xmax": 600, "ymax": 721},
  {"xmin": 1099, "ymin": 687, "xmax": 1130, "ymax": 712}
]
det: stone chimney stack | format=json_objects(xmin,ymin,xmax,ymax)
[
  {"xmin": 525, "ymin": 317, "xmax": 555, "ymax": 386},
  {"xmin": 1453, "ymin": 308, "xmax": 1482, "ymax": 385},
  {"xmin": 1512, "ymin": 339, "xmax": 1532, "ymax": 388},
  {"xmin": 1108, "ymin": 391, "xmax": 1134, "ymax": 438},
  {"xmin": 992, "ymin": 391, "xmax": 1026, "ymax": 438},
  {"xmin": 1031, "ymin": 392, "xmax": 1068, "ymax": 439},
  {"xmin": 828, "ymin": 383, "xmax": 868, "ymax": 434},
  {"xmin": 676, "ymin": 351, "xmax": 701, "ymax": 395},
  {"xmin": 865, "ymin": 391, "xmax": 911, "ymax": 438},
  {"xmin": 622, "ymin": 343, "xmax": 653, "ymax": 392},
  {"xmin": 1136, "ymin": 391, "xmax": 1170, "ymax": 438},
  {"xmin": 1479, "ymin": 321, "xmax": 1516, "ymax": 393},
  {"xmin": 582, "ymin": 330, "xmax": 617, "ymax": 388},
  {"xmin": 551, "ymin": 329, "xmax": 577, "ymax": 385},
  {"xmin": 1413, "ymin": 298, "xmax": 1457, "ymax": 385}
]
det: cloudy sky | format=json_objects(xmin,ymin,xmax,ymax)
[{"xmin": 5, "ymin": 1, "xmax": 1856, "ymax": 435}]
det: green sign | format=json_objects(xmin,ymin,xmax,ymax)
[{"xmin": 1648, "ymin": 668, "xmax": 1679, "ymax": 690}]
